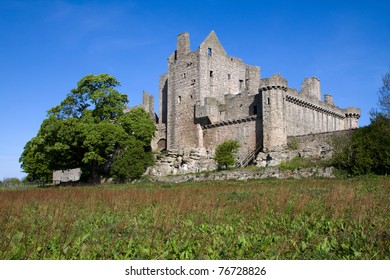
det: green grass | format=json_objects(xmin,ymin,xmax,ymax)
[
  {"xmin": 279, "ymin": 156, "xmax": 330, "ymax": 170},
  {"xmin": 0, "ymin": 176, "xmax": 389, "ymax": 259}
]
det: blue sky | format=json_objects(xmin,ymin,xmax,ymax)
[{"xmin": 1, "ymin": 0, "xmax": 389, "ymax": 180}]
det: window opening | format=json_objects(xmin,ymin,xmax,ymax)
[
  {"xmin": 239, "ymin": 79, "xmax": 244, "ymax": 91},
  {"xmin": 210, "ymin": 71, "xmax": 214, "ymax": 77},
  {"xmin": 178, "ymin": 96, "xmax": 182, "ymax": 103},
  {"xmin": 208, "ymin": 48, "xmax": 212, "ymax": 56}
]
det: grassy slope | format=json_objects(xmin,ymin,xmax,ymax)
[{"xmin": 0, "ymin": 176, "xmax": 389, "ymax": 259}]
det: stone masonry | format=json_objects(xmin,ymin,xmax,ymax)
[{"xmin": 141, "ymin": 31, "xmax": 360, "ymax": 172}]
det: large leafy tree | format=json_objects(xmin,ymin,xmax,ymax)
[
  {"xmin": 48, "ymin": 74, "xmax": 128, "ymax": 121},
  {"xmin": 20, "ymin": 74, "xmax": 155, "ymax": 184}
]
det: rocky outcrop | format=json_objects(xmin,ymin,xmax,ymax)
[{"xmin": 146, "ymin": 148, "xmax": 217, "ymax": 177}]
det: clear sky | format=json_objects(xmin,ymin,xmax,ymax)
[{"xmin": 1, "ymin": 0, "xmax": 389, "ymax": 180}]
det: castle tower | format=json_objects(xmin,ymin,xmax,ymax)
[
  {"xmin": 260, "ymin": 74, "xmax": 288, "ymax": 151},
  {"xmin": 344, "ymin": 107, "xmax": 361, "ymax": 129},
  {"xmin": 166, "ymin": 32, "xmax": 200, "ymax": 150}
]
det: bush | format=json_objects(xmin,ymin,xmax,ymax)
[
  {"xmin": 111, "ymin": 140, "xmax": 154, "ymax": 182},
  {"xmin": 214, "ymin": 140, "xmax": 240, "ymax": 169},
  {"xmin": 332, "ymin": 114, "xmax": 390, "ymax": 175}
]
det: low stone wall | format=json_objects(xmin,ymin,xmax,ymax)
[{"xmin": 148, "ymin": 166, "xmax": 335, "ymax": 183}]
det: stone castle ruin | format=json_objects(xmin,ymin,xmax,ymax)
[{"xmin": 140, "ymin": 31, "xmax": 360, "ymax": 175}]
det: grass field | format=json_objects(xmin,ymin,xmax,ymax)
[{"xmin": 0, "ymin": 176, "xmax": 389, "ymax": 259}]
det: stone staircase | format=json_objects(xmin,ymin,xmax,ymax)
[{"xmin": 237, "ymin": 141, "xmax": 263, "ymax": 167}]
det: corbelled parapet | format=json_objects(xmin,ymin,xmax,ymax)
[
  {"xmin": 260, "ymin": 74, "xmax": 288, "ymax": 91},
  {"xmin": 343, "ymin": 107, "xmax": 361, "ymax": 129},
  {"xmin": 344, "ymin": 107, "xmax": 361, "ymax": 118}
]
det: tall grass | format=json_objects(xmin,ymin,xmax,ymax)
[{"xmin": 0, "ymin": 177, "xmax": 389, "ymax": 259}]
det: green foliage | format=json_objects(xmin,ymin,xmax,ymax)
[
  {"xmin": 111, "ymin": 139, "xmax": 154, "ymax": 182},
  {"xmin": 214, "ymin": 140, "xmax": 240, "ymax": 169},
  {"xmin": 279, "ymin": 157, "xmax": 323, "ymax": 170},
  {"xmin": 1, "ymin": 177, "xmax": 389, "ymax": 259},
  {"xmin": 332, "ymin": 115, "xmax": 390, "ymax": 175},
  {"xmin": 287, "ymin": 138, "xmax": 300, "ymax": 150},
  {"xmin": 20, "ymin": 74, "xmax": 155, "ymax": 184},
  {"xmin": 117, "ymin": 107, "xmax": 156, "ymax": 146},
  {"xmin": 48, "ymin": 74, "xmax": 128, "ymax": 122}
]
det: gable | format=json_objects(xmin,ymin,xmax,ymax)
[{"xmin": 199, "ymin": 30, "xmax": 227, "ymax": 56}]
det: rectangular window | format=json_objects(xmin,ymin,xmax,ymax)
[
  {"xmin": 210, "ymin": 71, "xmax": 214, "ymax": 77},
  {"xmin": 239, "ymin": 79, "xmax": 243, "ymax": 91},
  {"xmin": 267, "ymin": 98, "xmax": 270, "ymax": 105},
  {"xmin": 228, "ymin": 74, "xmax": 231, "ymax": 80},
  {"xmin": 178, "ymin": 96, "xmax": 182, "ymax": 103},
  {"xmin": 208, "ymin": 48, "xmax": 212, "ymax": 56}
]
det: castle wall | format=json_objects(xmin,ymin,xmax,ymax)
[
  {"xmin": 285, "ymin": 88, "xmax": 347, "ymax": 136},
  {"xmin": 202, "ymin": 117, "xmax": 262, "ymax": 160}
]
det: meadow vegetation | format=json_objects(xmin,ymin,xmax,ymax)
[{"xmin": 1, "ymin": 176, "xmax": 389, "ymax": 259}]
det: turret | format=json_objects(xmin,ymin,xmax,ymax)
[
  {"xmin": 344, "ymin": 107, "xmax": 361, "ymax": 129},
  {"xmin": 260, "ymin": 74, "xmax": 288, "ymax": 151}
]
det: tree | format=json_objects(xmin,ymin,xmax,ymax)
[
  {"xmin": 378, "ymin": 68, "xmax": 390, "ymax": 118},
  {"xmin": 214, "ymin": 140, "xmax": 240, "ymax": 169},
  {"xmin": 20, "ymin": 74, "xmax": 155, "ymax": 184},
  {"xmin": 110, "ymin": 138, "xmax": 154, "ymax": 182},
  {"xmin": 19, "ymin": 136, "xmax": 52, "ymax": 185},
  {"xmin": 48, "ymin": 74, "xmax": 128, "ymax": 121},
  {"xmin": 117, "ymin": 107, "xmax": 156, "ymax": 147}
]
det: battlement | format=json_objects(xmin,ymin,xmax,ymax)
[
  {"xmin": 260, "ymin": 74, "xmax": 288, "ymax": 91},
  {"xmin": 344, "ymin": 107, "xmax": 361, "ymax": 118}
]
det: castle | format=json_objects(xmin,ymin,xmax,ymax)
[{"xmin": 143, "ymin": 31, "xmax": 360, "ymax": 167}]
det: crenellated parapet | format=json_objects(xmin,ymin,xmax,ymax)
[
  {"xmin": 343, "ymin": 107, "xmax": 361, "ymax": 129},
  {"xmin": 344, "ymin": 107, "xmax": 361, "ymax": 119},
  {"xmin": 260, "ymin": 74, "xmax": 288, "ymax": 92}
]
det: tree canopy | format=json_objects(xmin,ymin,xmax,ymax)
[
  {"xmin": 214, "ymin": 140, "xmax": 240, "ymax": 169},
  {"xmin": 20, "ymin": 74, "xmax": 155, "ymax": 185}
]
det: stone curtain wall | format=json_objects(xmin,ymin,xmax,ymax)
[
  {"xmin": 285, "ymin": 87, "xmax": 349, "ymax": 136},
  {"xmin": 202, "ymin": 117, "xmax": 261, "ymax": 160}
]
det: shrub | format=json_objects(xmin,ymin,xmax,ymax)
[
  {"xmin": 214, "ymin": 140, "xmax": 240, "ymax": 169},
  {"xmin": 332, "ymin": 114, "xmax": 390, "ymax": 175},
  {"xmin": 111, "ymin": 140, "xmax": 154, "ymax": 182}
]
